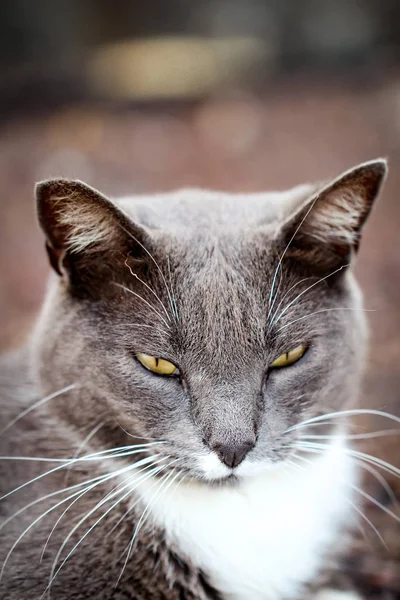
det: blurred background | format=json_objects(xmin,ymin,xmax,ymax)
[
  {"xmin": 0, "ymin": 0, "xmax": 400, "ymax": 591},
  {"xmin": 1, "ymin": 5, "xmax": 400, "ymax": 390}
]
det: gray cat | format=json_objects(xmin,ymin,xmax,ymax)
[{"xmin": 0, "ymin": 159, "xmax": 387, "ymax": 599}]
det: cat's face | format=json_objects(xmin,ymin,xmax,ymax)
[{"xmin": 33, "ymin": 160, "xmax": 386, "ymax": 483}]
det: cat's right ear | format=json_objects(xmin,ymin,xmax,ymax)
[
  {"xmin": 279, "ymin": 159, "xmax": 387, "ymax": 274},
  {"xmin": 36, "ymin": 179, "xmax": 151, "ymax": 293}
]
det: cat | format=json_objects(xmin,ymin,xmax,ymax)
[{"xmin": 0, "ymin": 159, "xmax": 388, "ymax": 600}]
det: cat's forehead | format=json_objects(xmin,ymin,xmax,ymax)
[{"xmin": 116, "ymin": 184, "xmax": 315, "ymax": 233}]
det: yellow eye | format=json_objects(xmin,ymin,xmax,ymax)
[
  {"xmin": 136, "ymin": 353, "xmax": 179, "ymax": 376},
  {"xmin": 270, "ymin": 344, "xmax": 307, "ymax": 368}
]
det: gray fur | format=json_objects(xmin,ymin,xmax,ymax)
[{"xmin": 0, "ymin": 159, "xmax": 387, "ymax": 599}]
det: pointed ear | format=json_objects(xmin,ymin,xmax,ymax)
[
  {"xmin": 282, "ymin": 159, "xmax": 387, "ymax": 272},
  {"xmin": 36, "ymin": 179, "xmax": 151, "ymax": 294}
]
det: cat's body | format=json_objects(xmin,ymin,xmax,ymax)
[
  {"xmin": 0, "ymin": 162, "xmax": 387, "ymax": 599},
  {"xmin": 0, "ymin": 365, "xmax": 355, "ymax": 600}
]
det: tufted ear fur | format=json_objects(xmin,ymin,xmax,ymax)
[
  {"xmin": 36, "ymin": 179, "xmax": 152, "ymax": 296},
  {"xmin": 281, "ymin": 159, "xmax": 387, "ymax": 273}
]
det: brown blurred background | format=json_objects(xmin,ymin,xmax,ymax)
[
  {"xmin": 0, "ymin": 0, "xmax": 400, "ymax": 586},
  {"xmin": 0, "ymin": 3, "xmax": 399, "ymax": 416}
]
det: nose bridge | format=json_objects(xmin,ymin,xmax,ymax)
[{"xmin": 192, "ymin": 379, "xmax": 261, "ymax": 446}]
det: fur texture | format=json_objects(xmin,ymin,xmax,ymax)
[{"xmin": 0, "ymin": 159, "xmax": 387, "ymax": 599}]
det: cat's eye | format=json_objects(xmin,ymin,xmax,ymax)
[
  {"xmin": 270, "ymin": 344, "xmax": 307, "ymax": 368},
  {"xmin": 136, "ymin": 353, "xmax": 179, "ymax": 376}
]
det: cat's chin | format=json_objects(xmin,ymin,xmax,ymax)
[{"xmin": 199, "ymin": 473, "xmax": 239, "ymax": 487}]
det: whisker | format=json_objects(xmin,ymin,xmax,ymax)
[
  {"xmin": 296, "ymin": 436, "xmax": 398, "ymax": 506},
  {"xmin": 287, "ymin": 408, "xmax": 400, "ymax": 432},
  {"xmin": 0, "ymin": 472, "xmax": 112, "ymax": 536},
  {"xmin": 113, "ymin": 428, "xmax": 164, "ymax": 444},
  {"xmin": 284, "ymin": 421, "xmax": 337, "ymax": 434},
  {"xmin": 106, "ymin": 472, "xmax": 169, "ymax": 542},
  {"xmin": 284, "ymin": 458, "xmax": 304, "ymax": 473},
  {"xmin": 167, "ymin": 254, "xmax": 179, "ymax": 322},
  {"xmin": 40, "ymin": 455, "xmax": 166, "ymax": 562},
  {"xmin": 114, "ymin": 283, "xmax": 170, "ymax": 329},
  {"xmin": 114, "ymin": 421, "xmax": 154, "ymax": 442},
  {"xmin": 267, "ymin": 276, "xmax": 313, "ymax": 333},
  {"xmin": 0, "ymin": 441, "xmax": 164, "ymax": 464},
  {"xmin": 271, "ymin": 263, "xmax": 350, "ymax": 328},
  {"xmin": 63, "ymin": 421, "xmax": 105, "ymax": 486},
  {"xmin": 149, "ymin": 468, "xmax": 187, "ymax": 539},
  {"xmin": 122, "ymin": 227, "xmax": 177, "ymax": 324},
  {"xmin": 124, "ymin": 258, "xmax": 171, "ymax": 322},
  {"xmin": 274, "ymin": 307, "xmax": 375, "ymax": 333},
  {"xmin": 291, "ymin": 450, "xmax": 388, "ymax": 547},
  {"xmin": 294, "ymin": 442, "xmax": 400, "ymax": 478},
  {"xmin": 298, "ymin": 429, "xmax": 399, "ymax": 441},
  {"xmin": 116, "ymin": 468, "xmax": 173, "ymax": 577},
  {"xmin": 0, "ymin": 384, "xmax": 76, "ymax": 434},
  {"xmin": 0, "ymin": 455, "xmax": 160, "ymax": 581},
  {"xmin": 267, "ymin": 192, "xmax": 322, "ymax": 314},
  {"xmin": 117, "ymin": 466, "xmax": 180, "ymax": 586},
  {"xmin": 267, "ymin": 263, "xmax": 283, "ymax": 320},
  {"xmin": 47, "ymin": 459, "xmax": 176, "ymax": 594},
  {"xmin": 0, "ymin": 442, "xmax": 166, "ymax": 502},
  {"xmin": 352, "ymin": 458, "xmax": 399, "ymax": 509},
  {"xmin": 350, "ymin": 483, "xmax": 400, "ymax": 524},
  {"xmin": 105, "ymin": 460, "xmax": 183, "ymax": 541},
  {"xmin": 348, "ymin": 499, "xmax": 387, "ymax": 548}
]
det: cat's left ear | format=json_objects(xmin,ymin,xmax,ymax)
[
  {"xmin": 281, "ymin": 159, "xmax": 387, "ymax": 272},
  {"xmin": 36, "ymin": 178, "xmax": 153, "ymax": 295}
]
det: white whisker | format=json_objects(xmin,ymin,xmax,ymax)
[
  {"xmin": 0, "ymin": 472, "xmax": 110, "ymax": 536},
  {"xmin": 116, "ymin": 465, "xmax": 180, "ymax": 586},
  {"xmin": 287, "ymin": 408, "xmax": 400, "ymax": 432},
  {"xmin": 0, "ymin": 442, "xmax": 165, "ymax": 501},
  {"xmin": 122, "ymin": 227, "xmax": 177, "ymax": 324},
  {"xmin": 63, "ymin": 421, "xmax": 105, "ymax": 486},
  {"xmin": 291, "ymin": 449, "xmax": 388, "ymax": 547},
  {"xmin": 284, "ymin": 459, "xmax": 304, "ymax": 473},
  {"xmin": 353, "ymin": 458, "xmax": 399, "ymax": 509},
  {"xmin": 47, "ymin": 459, "xmax": 176, "ymax": 594},
  {"xmin": 149, "ymin": 468, "xmax": 187, "ymax": 539},
  {"xmin": 124, "ymin": 258, "xmax": 172, "ymax": 322},
  {"xmin": 294, "ymin": 441, "xmax": 400, "ymax": 478},
  {"xmin": 298, "ymin": 428, "xmax": 399, "ymax": 441},
  {"xmin": 275, "ymin": 307, "xmax": 375, "ymax": 333},
  {"xmin": 271, "ymin": 263, "xmax": 350, "ymax": 328},
  {"xmin": 350, "ymin": 483, "xmax": 400, "ymax": 524},
  {"xmin": 167, "ymin": 254, "xmax": 179, "ymax": 322},
  {"xmin": 348, "ymin": 500, "xmax": 387, "ymax": 547},
  {"xmin": 268, "ymin": 192, "xmax": 321, "ymax": 314},
  {"xmin": 40, "ymin": 455, "xmax": 166, "ymax": 562},
  {"xmin": 0, "ymin": 384, "xmax": 76, "ymax": 434},
  {"xmin": 0, "ymin": 455, "xmax": 160, "ymax": 581},
  {"xmin": 267, "ymin": 276, "xmax": 313, "ymax": 332},
  {"xmin": 114, "ymin": 283, "xmax": 170, "ymax": 329}
]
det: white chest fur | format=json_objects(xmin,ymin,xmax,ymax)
[{"xmin": 135, "ymin": 438, "xmax": 356, "ymax": 600}]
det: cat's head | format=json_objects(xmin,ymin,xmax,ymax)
[{"xmin": 32, "ymin": 160, "xmax": 387, "ymax": 482}]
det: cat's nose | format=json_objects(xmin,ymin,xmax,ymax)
[{"xmin": 211, "ymin": 439, "xmax": 255, "ymax": 469}]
